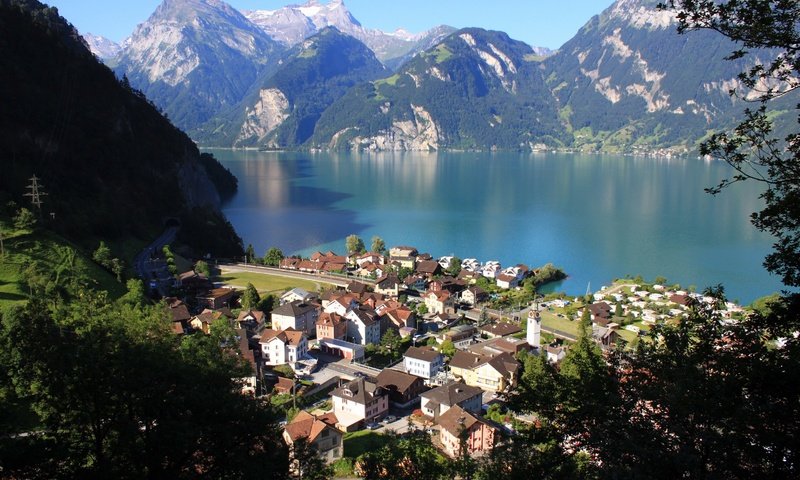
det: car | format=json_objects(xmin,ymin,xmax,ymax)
[
  {"xmin": 366, "ymin": 422, "xmax": 380, "ymax": 430},
  {"xmin": 383, "ymin": 415, "xmax": 397, "ymax": 423}
]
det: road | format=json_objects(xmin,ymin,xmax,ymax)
[{"xmin": 133, "ymin": 226, "xmax": 177, "ymax": 296}]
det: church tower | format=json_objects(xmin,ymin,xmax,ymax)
[{"xmin": 527, "ymin": 304, "xmax": 541, "ymax": 350}]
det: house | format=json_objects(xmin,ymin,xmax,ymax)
[
  {"xmin": 236, "ymin": 309, "xmax": 266, "ymax": 332},
  {"xmin": 283, "ymin": 411, "xmax": 343, "ymax": 463},
  {"xmin": 377, "ymin": 300, "xmax": 417, "ymax": 332},
  {"xmin": 545, "ymin": 345, "xmax": 566, "ymax": 363},
  {"xmin": 403, "ymin": 274, "xmax": 427, "ymax": 292},
  {"xmin": 460, "ymin": 286, "xmax": 487, "ymax": 306},
  {"xmin": 234, "ymin": 328, "xmax": 257, "ymax": 396},
  {"xmin": 389, "ymin": 246, "xmax": 418, "ymax": 270},
  {"xmin": 403, "ymin": 346, "xmax": 444, "ymax": 380},
  {"xmin": 457, "ymin": 270, "xmax": 482, "ymax": 284},
  {"xmin": 271, "ymin": 301, "xmax": 319, "ymax": 336},
  {"xmin": 375, "ymin": 369, "xmax": 428, "ymax": 407},
  {"xmin": 592, "ymin": 324, "xmax": 619, "ymax": 350},
  {"xmin": 419, "ymin": 381, "xmax": 483, "ymax": 420},
  {"xmin": 356, "ymin": 252, "xmax": 385, "ymax": 267},
  {"xmin": 461, "ymin": 258, "xmax": 481, "ymax": 272},
  {"xmin": 345, "ymin": 307, "xmax": 381, "ymax": 345},
  {"xmin": 587, "ymin": 302, "xmax": 612, "ymax": 321},
  {"xmin": 178, "ymin": 271, "xmax": 212, "ymax": 291},
  {"xmin": 495, "ymin": 273, "xmax": 519, "ymax": 290},
  {"xmin": 481, "ymin": 261, "xmax": 502, "ymax": 279},
  {"xmin": 316, "ymin": 312, "xmax": 347, "ymax": 341},
  {"xmin": 438, "ymin": 405, "xmax": 499, "ymax": 458},
  {"xmin": 279, "ymin": 257, "xmax": 302, "ymax": 270},
  {"xmin": 330, "ymin": 377, "xmax": 389, "ymax": 431},
  {"xmin": 374, "ymin": 274, "xmax": 402, "ymax": 297},
  {"xmin": 197, "ymin": 287, "xmax": 237, "ymax": 310},
  {"xmin": 189, "ymin": 311, "xmax": 216, "ymax": 335},
  {"xmin": 449, "ymin": 350, "xmax": 519, "ymax": 393},
  {"xmin": 443, "ymin": 325, "xmax": 478, "ymax": 349},
  {"xmin": 280, "ymin": 288, "xmax": 317, "ymax": 305},
  {"xmin": 416, "ymin": 260, "xmax": 442, "ymax": 278},
  {"xmin": 346, "ymin": 281, "xmax": 369, "ymax": 295},
  {"xmin": 167, "ymin": 300, "xmax": 191, "ymax": 334},
  {"xmin": 324, "ymin": 294, "xmax": 359, "ymax": 316},
  {"xmin": 357, "ymin": 262, "xmax": 385, "ymax": 279},
  {"xmin": 468, "ymin": 337, "xmax": 529, "ymax": 357},
  {"xmin": 259, "ymin": 329, "xmax": 308, "ymax": 366},
  {"xmin": 424, "ymin": 290, "xmax": 455, "ymax": 315},
  {"xmin": 479, "ymin": 322, "xmax": 522, "ymax": 339}
]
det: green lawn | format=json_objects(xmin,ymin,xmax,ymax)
[
  {"xmin": 343, "ymin": 430, "xmax": 392, "ymax": 459},
  {"xmin": 0, "ymin": 225, "xmax": 125, "ymax": 310},
  {"xmin": 217, "ymin": 270, "xmax": 330, "ymax": 295}
]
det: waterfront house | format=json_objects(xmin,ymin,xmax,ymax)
[
  {"xmin": 389, "ymin": 246, "xmax": 418, "ymax": 270},
  {"xmin": 375, "ymin": 369, "xmax": 428, "ymax": 407},
  {"xmin": 259, "ymin": 328, "xmax": 308, "ymax": 366},
  {"xmin": 449, "ymin": 350, "xmax": 519, "ymax": 393},
  {"xmin": 495, "ymin": 273, "xmax": 519, "ymax": 290},
  {"xmin": 272, "ymin": 300, "xmax": 319, "ymax": 336},
  {"xmin": 438, "ymin": 405, "xmax": 499, "ymax": 458},
  {"xmin": 356, "ymin": 252, "xmax": 385, "ymax": 267},
  {"xmin": 403, "ymin": 346, "xmax": 444, "ymax": 380},
  {"xmin": 420, "ymin": 381, "xmax": 483, "ymax": 420},
  {"xmin": 283, "ymin": 411, "xmax": 343, "ymax": 463},
  {"xmin": 330, "ymin": 377, "xmax": 389, "ymax": 431},
  {"xmin": 416, "ymin": 260, "xmax": 443, "ymax": 278}
]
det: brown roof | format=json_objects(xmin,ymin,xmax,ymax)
[
  {"xmin": 272, "ymin": 300, "xmax": 318, "ymax": 318},
  {"xmin": 670, "ymin": 294, "xmax": 691, "ymax": 306},
  {"xmin": 316, "ymin": 311, "xmax": 345, "ymax": 327},
  {"xmin": 479, "ymin": 322, "xmax": 522, "ymax": 337},
  {"xmin": 169, "ymin": 304, "xmax": 191, "ymax": 322},
  {"xmin": 200, "ymin": 288, "xmax": 236, "ymax": 299},
  {"xmin": 416, "ymin": 260, "xmax": 441, "ymax": 275},
  {"xmin": 259, "ymin": 328, "xmax": 306, "ymax": 346},
  {"xmin": 376, "ymin": 370, "xmax": 424, "ymax": 395},
  {"xmin": 438, "ymin": 404, "xmax": 484, "ymax": 437},
  {"xmin": 331, "ymin": 377, "xmax": 385, "ymax": 406},
  {"xmin": 284, "ymin": 411, "xmax": 338, "ymax": 444},
  {"xmin": 420, "ymin": 381, "xmax": 483, "ymax": 407},
  {"xmin": 237, "ymin": 309, "xmax": 266, "ymax": 323},
  {"xmin": 235, "ymin": 328, "xmax": 256, "ymax": 372},
  {"xmin": 275, "ymin": 377, "xmax": 295, "ymax": 394},
  {"xmin": 404, "ymin": 346, "xmax": 442, "ymax": 363},
  {"xmin": 496, "ymin": 273, "xmax": 517, "ymax": 283},
  {"xmin": 450, "ymin": 350, "xmax": 518, "ymax": 378},
  {"xmin": 347, "ymin": 281, "xmax": 369, "ymax": 294}
]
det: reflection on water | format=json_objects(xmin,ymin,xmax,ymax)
[{"xmin": 210, "ymin": 149, "xmax": 781, "ymax": 303}]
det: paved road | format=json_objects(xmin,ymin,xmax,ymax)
[
  {"xmin": 218, "ymin": 263, "xmax": 356, "ymax": 289},
  {"xmin": 134, "ymin": 227, "xmax": 178, "ymax": 296}
]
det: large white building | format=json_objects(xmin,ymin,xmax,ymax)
[
  {"xmin": 259, "ymin": 329, "xmax": 308, "ymax": 366},
  {"xmin": 403, "ymin": 346, "xmax": 444, "ymax": 380},
  {"xmin": 330, "ymin": 377, "xmax": 388, "ymax": 431},
  {"xmin": 271, "ymin": 300, "xmax": 319, "ymax": 336}
]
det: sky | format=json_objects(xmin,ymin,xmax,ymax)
[{"xmin": 45, "ymin": 0, "xmax": 613, "ymax": 50}]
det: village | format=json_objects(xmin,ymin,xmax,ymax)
[{"xmin": 163, "ymin": 243, "xmax": 749, "ymax": 475}]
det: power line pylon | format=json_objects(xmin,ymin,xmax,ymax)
[{"xmin": 23, "ymin": 175, "xmax": 47, "ymax": 212}]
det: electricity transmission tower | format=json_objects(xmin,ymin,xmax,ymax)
[{"xmin": 24, "ymin": 175, "xmax": 47, "ymax": 212}]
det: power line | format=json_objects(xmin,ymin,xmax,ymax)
[{"xmin": 23, "ymin": 175, "xmax": 48, "ymax": 211}]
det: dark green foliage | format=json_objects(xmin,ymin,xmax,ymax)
[
  {"xmin": 345, "ymin": 234, "xmax": 366, "ymax": 255},
  {"xmin": 370, "ymin": 236, "xmax": 386, "ymax": 255},
  {"xmin": 263, "ymin": 247, "xmax": 285, "ymax": 267},
  {"xmin": 0, "ymin": 293, "xmax": 289, "ymax": 479},
  {"xmin": 241, "ymin": 282, "xmax": 260, "ymax": 310},
  {"xmin": 0, "ymin": 0, "xmax": 241, "ymax": 258},
  {"xmin": 198, "ymin": 152, "xmax": 238, "ymax": 200},
  {"xmin": 13, "ymin": 208, "xmax": 36, "ymax": 231},
  {"xmin": 356, "ymin": 430, "xmax": 448, "ymax": 480}
]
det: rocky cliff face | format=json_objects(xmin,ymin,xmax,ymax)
[{"xmin": 114, "ymin": 0, "xmax": 282, "ymax": 131}]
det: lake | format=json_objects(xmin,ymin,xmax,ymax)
[{"xmin": 211, "ymin": 149, "xmax": 784, "ymax": 304}]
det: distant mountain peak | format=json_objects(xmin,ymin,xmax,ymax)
[
  {"xmin": 607, "ymin": 0, "xmax": 676, "ymax": 29},
  {"xmin": 82, "ymin": 32, "xmax": 121, "ymax": 59}
]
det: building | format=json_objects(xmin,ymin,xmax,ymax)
[
  {"xmin": 283, "ymin": 411, "xmax": 343, "ymax": 463},
  {"xmin": 345, "ymin": 307, "xmax": 381, "ymax": 345},
  {"xmin": 461, "ymin": 286, "xmax": 488, "ymax": 306},
  {"xmin": 449, "ymin": 350, "xmax": 519, "ymax": 393},
  {"xmin": 419, "ymin": 381, "xmax": 483, "ymax": 420},
  {"xmin": 330, "ymin": 378, "xmax": 389, "ymax": 431},
  {"xmin": 317, "ymin": 338, "xmax": 365, "ymax": 361},
  {"xmin": 375, "ymin": 369, "xmax": 428, "ymax": 407},
  {"xmin": 479, "ymin": 321, "xmax": 522, "ymax": 339},
  {"xmin": 271, "ymin": 300, "xmax": 319, "ymax": 336},
  {"xmin": 280, "ymin": 288, "xmax": 317, "ymax": 305},
  {"xmin": 197, "ymin": 287, "xmax": 237, "ymax": 310},
  {"xmin": 374, "ymin": 274, "xmax": 402, "ymax": 297},
  {"xmin": 443, "ymin": 325, "xmax": 478, "ymax": 349},
  {"xmin": 259, "ymin": 329, "xmax": 308, "ymax": 366},
  {"xmin": 236, "ymin": 309, "xmax": 266, "ymax": 332},
  {"xmin": 389, "ymin": 246, "xmax": 418, "ymax": 270},
  {"xmin": 316, "ymin": 312, "xmax": 347, "ymax": 341},
  {"xmin": 424, "ymin": 290, "xmax": 455, "ymax": 315},
  {"xmin": 527, "ymin": 309, "xmax": 541, "ymax": 349},
  {"xmin": 403, "ymin": 346, "xmax": 444, "ymax": 380},
  {"xmin": 438, "ymin": 405, "xmax": 499, "ymax": 458}
]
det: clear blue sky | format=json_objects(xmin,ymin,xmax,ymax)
[{"xmin": 45, "ymin": 0, "xmax": 613, "ymax": 50}]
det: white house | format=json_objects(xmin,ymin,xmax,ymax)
[
  {"xmin": 259, "ymin": 329, "xmax": 308, "ymax": 366},
  {"xmin": 345, "ymin": 307, "xmax": 381, "ymax": 345},
  {"xmin": 330, "ymin": 377, "xmax": 389, "ymax": 431},
  {"xmin": 419, "ymin": 381, "xmax": 483, "ymax": 420},
  {"xmin": 280, "ymin": 288, "xmax": 317, "ymax": 306},
  {"xmin": 271, "ymin": 300, "xmax": 319, "ymax": 336},
  {"xmin": 403, "ymin": 346, "xmax": 444, "ymax": 380}
]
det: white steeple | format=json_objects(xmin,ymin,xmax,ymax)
[{"xmin": 527, "ymin": 305, "xmax": 541, "ymax": 349}]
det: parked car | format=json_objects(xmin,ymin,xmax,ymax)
[
  {"xmin": 366, "ymin": 422, "xmax": 381, "ymax": 430},
  {"xmin": 383, "ymin": 415, "xmax": 397, "ymax": 423}
]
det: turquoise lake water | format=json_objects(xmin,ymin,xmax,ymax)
[{"xmin": 212, "ymin": 149, "xmax": 784, "ymax": 304}]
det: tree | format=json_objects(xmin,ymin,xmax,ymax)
[
  {"xmin": 661, "ymin": 0, "xmax": 800, "ymax": 286},
  {"xmin": 614, "ymin": 302, "xmax": 623, "ymax": 318},
  {"xmin": 92, "ymin": 241, "xmax": 112, "ymax": 267},
  {"xmin": 195, "ymin": 259, "xmax": 211, "ymax": 277},
  {"xmin": 371, "ymin": 235, "xmax": 386, "ymax": 254},
  {"xmin": 345, "ymin": 234, "xmax": 365, "ymax": 255},
  {"xmin": 264, "ymin": 247, "xmax": 285, "ymax": 267},
  {"xmin": 379, "ymin": 328, "xmax": 402, "ymax": 357},
  {"xmin": 439, "ymin": 338, "xmax": 455, "ymax": 357},
  {"xmin": 446, "ymin": 256, "xmax": 462, "ymax": 276},
  {"xmin": 241, "ymin": 282, "xmax": 261, "ymax": 310},
  {"xmin": 245, "ymin": 243, "xmax": 256, "ymax": 263},
  {"xmin": 109, "ymin": 257, "xmax": 124, "ymax": 282},
  {"xmin": 13, "ymin": 207, "xmax": 36, "ymax": 230}
]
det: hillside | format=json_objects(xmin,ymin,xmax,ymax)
[
  {"xmin": 0, "ymin": 0, "xmax": 243, "ymax": 259},
  {"xmin": 194, "ymin": 27, "xmax": 387, "ymax": 148},
  {"xmin": 310, "ymin": 28, "xmax": 566, "ymax": 151}
]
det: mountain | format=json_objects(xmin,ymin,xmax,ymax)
[
  {"xmin": 82, "ymin": 33, "xmax": 121, "ymax": 60},
  {"xmin": 310, "ymin": 28, "xmax": 566, "ymax": 151},
  {"xmin": 244, "ymin": 0, "xmax": 456, "ymax": 68},
  {"xmin": 114, "ymin": 0, "xmax": 283, "ymax": 132},
  {"xmin": 194, "ymin": 27, "xmax": 387, "ymax": 148},
  {"xmin": 542, "ymin": 0, "xmax": 766, "ymax": 152},
  {"xmin": 0, "ymin": 0, "xmax": 242, "ymax": 257}
]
